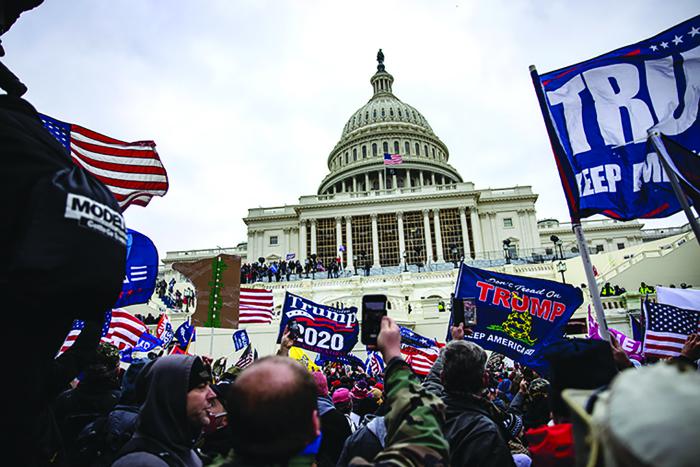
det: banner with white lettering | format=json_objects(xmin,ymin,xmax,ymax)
[
  {"xmin": 534, "ymin": 15, "xmax": 700, "ymax": 220},
  {"xmin": 113, "ymin": 229, "xmax": 158, "ymax": 308},
  {"xmin": 277, "ymin": 292, "xmax": 359, "ymax": 356},
  {"xmin": 454, "ymin": 265, "xmax": 583, "ymax": 372}
]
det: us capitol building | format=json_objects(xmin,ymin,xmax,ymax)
[
  {"xmin": 155, "ymin": 51, "xmax": 698, "ymax": 357},
  {"xmin": 244, "ymin": 51, "xmax": 545, "ymax": 271}
]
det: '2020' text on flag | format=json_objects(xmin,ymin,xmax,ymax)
[
  {"xmin": 533, "ymin": 15, "xmax": 700, "ymax": 221},
  {"xmin": 40, "ymin": 114, "xmax": 168, "ymax": 210},
  {"xmin": 239, "ymin": 288, "xmax": 274, "ymax": 324}
]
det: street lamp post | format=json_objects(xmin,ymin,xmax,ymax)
[
  {"xmin": 557, "ymin": 261, "xmax": 568, "ymax": 284},
  {"xmin": 450, "ymin": 244, "xmax": 459, "ymax": 268},
  {"xmin": 402, "ymin": 251, "xmax": 408, "ymax": 273},
  {"xmin": 550, "ymin": 235, "xmax": 567, "ymax": 283}
]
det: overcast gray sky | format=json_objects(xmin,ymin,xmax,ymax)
[{"xmin": 5, "ymin": 1, "xmax": 697, "ymax": 257}]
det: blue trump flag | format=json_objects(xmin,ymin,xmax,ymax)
[
  {"xmin": 399, "ymin": 326, "xmax": 438, "ymax": 349},
  {"xmin": 454, "ymin": 264, "xmax": 583, "ymax": 372},
  {"xmin": 232, "ymin": 329, "xmax": 250, "ymax": 352},
  {"xmin": 277, "ymin": 292, "xmax": 359, "ymax": 357},
  {"xmin": 532, "ymin": 15, "xmax": 700, "ymax": 221},
  {"xmin": 134, "ymin": 333, "xmax": 163, "ymax": 353},
  {"xmin": 175, "ymin": 320, "xmax": 196, "ymax": 350},
  {"xmin": 114, "ymin": 229, "xmax": 159, "ymax": 308}
]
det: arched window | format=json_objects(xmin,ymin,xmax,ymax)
[
  {"xmin": 362, "ymin": 145, "xmax": 367, "ymax": 158},
  {"xmin": 353, "ymin": 148, "xmax": 357, "ymax": 161},
  {"xmin": 404, "ymin": 141, "xmax": 410, "ymax": 155},
  {"xmin": 383, "ymin": 142, "xmax": 389, "ymax": 153},
  {"xmin": 424, "ymin": 145, "xmax": 428, "ymax": 158},
  {"xmin": 398, "ymin": 108, "xmax": 402, "ymax": 118},
  {"xmin": 389, "ymin": 108, "xmax": 394, "ymax": 117},
  {"xmin": 372, "ymin": 143, "xmax": 378, "ymax": 156},
  {"xmin": 365, "ymin": 111, "xmax": 369, "ymax": 121},
  {"xmin": 381, "ymin": 108, "xmax": 386, "ymax": 118},
  {"xmin": 415, "ymin": 143, "xmax": 420, "ymax": 156},
  {"xmin": 373, "ymin": 109, "xmax": 377, "ymax": 118},
  {"xmin": 394, "ymin": 141, "xmax": 399, "ymax": 153},
  {"xmin": 432, "ymin": 148, "xmax": 436, "ymax": 158},
  {"xmin": 345, "ymin": 152, "xmax": 349, "ymax": 163}
]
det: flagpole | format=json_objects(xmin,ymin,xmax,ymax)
[
  {"xmin": 573, "ymin": 223, "xmax": 610, "ymax": 340},
  {"xmin": 648, "ymin": 131, "xmax": 700, "ymax": 247},
  {"xmin": 529, "ymin": 64, "xmax": 609, "ymax": 341}
]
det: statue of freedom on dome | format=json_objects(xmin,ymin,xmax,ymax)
[{"xmin": 377, "ymin": 48, "xmax": 385, "ymax": 72}]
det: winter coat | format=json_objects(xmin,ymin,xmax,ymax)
[
  {"xmin": 336, "ymin": 415, "xmax": 387, "ymax": 466},
  {"xmin": 113, "ymin": 355, "xmax": 204, "ymax": 467},
  {"xmin": 316, "ymin": 395, "xmax": 352, "ymax": 467}
]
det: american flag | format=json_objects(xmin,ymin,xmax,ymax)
[
  {"xmin": 365, "ymin": 351, "xmax": 385, "ymax": 378},
  {"xmin": 57, "ymin": 319, "xmax": 87, "ymax": 356},
  {"xmin": 102, "ymin": 309, "xmax": 149, "ymax": 350},
  {"xmin": 643, "ymin": 301, "xmax": 700, "ymax": 358},
  {"xmin": 40, "ymin": 114, "xmax": 168, "ymax": 210},
  {"xmin": 239, "ymin": 288, "xmax": 274, "ymax": 324},
  {"xmin": 234, "ymin": 344, "xmax": 255, "ymax": 369},
  {"xmin": 383, "ymin": 153, "xmax": 403, "ymax": 165},
  {"xmin": 401, "ymin": 345, "xmax": 440, "ymax": 376}
]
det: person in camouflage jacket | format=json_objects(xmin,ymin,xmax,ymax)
[{"xmin": 212, "ymin": 316, "xmax": 449, "ymax": 467}]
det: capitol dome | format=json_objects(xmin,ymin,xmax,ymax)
[{"xmin": 318, "ymin": 50, "xmax": 463, "ymax": 195}]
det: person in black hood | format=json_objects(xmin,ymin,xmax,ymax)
[{"xmin": 113, "ymin": 355, "xmax": 216, "ymax": 467}]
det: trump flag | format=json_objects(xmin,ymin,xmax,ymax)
[
  {"xmin": 533, "ymin": 15, "xmax": 700, "ymax": 221},
  {"xmin": 113, "ymin": 229, "xmax": 159, "ymax": 308},
  {"xmin": 454, "ymin": 265, "xmax": 583, "ymax": 372}
]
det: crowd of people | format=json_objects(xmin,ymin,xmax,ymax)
[
  {"xmin": 37, "ymin": 316, "xmax": 700, "ymax": 467},
  {"xmin": 156, "ymin": 278, "xmax": 195, "ymax": 311},
  {"xmin": 240, "ymin": 257, "xmax": 348, "ymax": 284},
  {"xmin": 600, "ymin": 280, "xmax": 694, "ymax": 297}
]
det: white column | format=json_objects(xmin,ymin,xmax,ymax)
[
  {"xmin": 517, "ymin": 210, "xmax": 530, "ymax": 249},
  {"xmin": 419, "ymin": 170, "xmax": 424, "ymax": 186},
  {"xmin": 299, "ymin": 221, "xmax": 307, "ymax": 260},
  {"xmin": 406, "ymin": 169, "xmax": 412, "ymax": 188},
  {"xmin": 431, "ymin": 173, "xmax": 436, "ymax": 185},
  {"xmin": 345, "ymin": 216, "xmax": 353, "ymax": 270},
  {"xmin": 470, "ymin": 208, "xmax": 483, "ymax": 256},
  {"xmin": 489, "ymin": 212, "xmax": 498, "ymax": 253},
  {"xmin": 258, "ymin": 231, "xmax": 265, "ymax": 260},
  {"xmin": 392, "ymin": 172, "xmax": 398, "ymax": 189},
  {"xmin": 335, "ymin": 216, "xmax": 343, "ymax": 259},
  {"xmin": 422, "ymin": 209, "xmax": 433, "ymax": 263},
  {"xmin": 459, "ymin": 207, "xmax": 471, "ymax": 259},
  {"xmin": 310, "ymin": 219, "xmax": 317, "ymax": 255},
  {"xmin": 283, "ymin": 227, "xmax": 290, "ymax": 257},
  {"xmin": 379, "ymin": 171, "xmax": 385, "ymax": 190},
  {"xmin": 248, "ymin": 229, "xmax": 256, "ymax": 262},
  {"xmin": 352, "ymin": 176, "xmax": 357, "ymax": 192},
  {"xmin": 397, "ymin": 211, "xmax": 406, "ymax": 267},
  {"xmin": 364, "ymin": 173, "xmax": 369, "ymax": 192},
  {"xmin": 433, "ymin": 209, "xmax": 444, "ymax": 262},
  {"xmin": 371, "ymin": 213, "xmax": 381, "ymax": 268},
  {"xmin": 528, "ymin": 209, "xmax": 541, "ymax": 248}
]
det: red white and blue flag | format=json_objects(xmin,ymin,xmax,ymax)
[
  {"xmin": 533, "ymin": 15, "xmax": 700, "ymax": 221},
  {"xmin": 643, "ymin": 300, "xmax": 700, "ymax": 358},
  {"xmin": 401, "ymin": 345, "xmax": 440, "ymax": 376},
  {"xmin": 57, "ymin": 309, "xmax": 148, "ymax": 356},
  {"xmin": 383, "ymin": 153, "xmax": 403, "ymax": 165},
  {"xmin": 240, "ymin": 288, "xmax": 275, "ymax": 324},
  {"xmin": 40, "ymin": 114, "xmax": 168, "ymax": 210}
]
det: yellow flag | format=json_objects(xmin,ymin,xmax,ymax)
[{"xmin": 289, "ymin": 346, "xmax": 320, "ymax": 372}]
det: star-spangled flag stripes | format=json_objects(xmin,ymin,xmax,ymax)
[
  {"xmin": 401, "ymin": 345, "xmax": 440, "ymax": 376},
  {"xmin": 383, "ymin": 153, "xmax": 403, "ymax": 165},
  {"xmin": 57, "ymin": 309, "xmax": 148, "ymax": 356},
  {"xmin": 39, "ymin": 114, "xmax": 168, "ymax": 211},
  {"xmin": 364, "ymin": 351, "xmax": 385, "ymax": 379},
  {"xmin": 234, "ymin": 344, "xmax": 255, "ymax": 369},
  {"xmin": 57, "ymin": 320, "xmax": 86, "ymax": 356},
  {"xmin": 643, "ymin": 300, "xmax": 700, "ymax": 358},
  {"xmin": 239, "ymin": 288, "xmax": 274, "ymax": 324},
  {"xmin": 102, "ymin": 309, "xmax": 149, "ymax": 350}
]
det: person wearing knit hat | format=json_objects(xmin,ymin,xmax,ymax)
[{"xmin": 332, "ymin": 388, "xmax": 357, "ymax": 433}]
